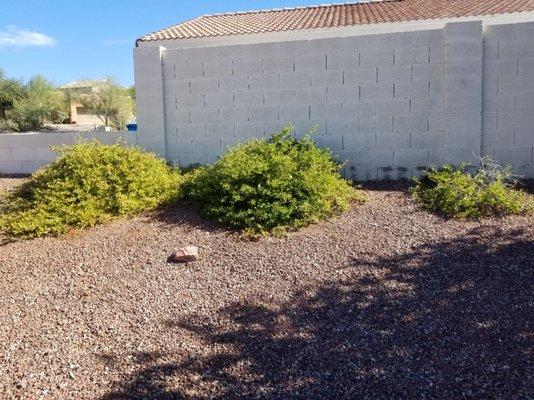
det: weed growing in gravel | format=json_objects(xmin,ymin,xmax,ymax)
[
  {"xmin": 411, "ymin": 160, "xmax": 532, "ymax": 218},
  {"xmin": 183, "ymin": 126, "xmax": 363, "ymax": 234},
  {"xmin": 0, "ymin": 141, "xmax": 181, "ymax": 239}
]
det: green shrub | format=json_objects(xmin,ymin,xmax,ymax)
[
  {"xmin": 183, "ymin": 127, "xmax": 362, "ymax": 234},
  {"xmin": 0, "ymin": 119, "xmax": 19, "ymax": 133},
  {"xmin": 411, "ymin": 160, "xmax": 531, "ymax": 218},
  {"xmin": 0, "ymin": 141, "xmax": 181, "ymax": 239}
]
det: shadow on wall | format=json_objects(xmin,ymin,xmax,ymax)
[{"xmin": 100, "ymin": 226, "xmax": 533, "ymax": 399}]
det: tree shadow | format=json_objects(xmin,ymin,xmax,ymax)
[{"xmin": 100, "ymin": 226, "xmax": 533, "ymax": 399}]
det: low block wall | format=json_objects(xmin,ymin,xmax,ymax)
[{"xmin": 0, "ymin": 131, "xmax": 138, "ymax": 175}]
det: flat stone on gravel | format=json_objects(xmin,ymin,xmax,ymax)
[{"xmin": 170, "ymin": 245, "xmax": 199, "ymax": 263}]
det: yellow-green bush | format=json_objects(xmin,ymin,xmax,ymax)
[
  {"xmin": 411, "ymin": 162, "xmax": 531, "ymax": 218},
  {"xmin": 0, "ymin": 141, "xmax": 181, "ymax": 239},
  {"xmin": 183, "ymin": 127, "xmax": 362, "ymax": 234}
]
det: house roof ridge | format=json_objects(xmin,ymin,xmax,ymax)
[
  {"xmin": 200, "ymin": 1, "xmax": 399, "ymax": 18},
  {"xmin": 137, "ymin": 0, "xmax": 534, "ymax": 43}
]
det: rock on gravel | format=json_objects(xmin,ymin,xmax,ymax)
[
  {"xmin": 0, "ymin": 178, "xmax": 532, "ymax": 399},
  {"xmin": 170, "ymin": 246, "xmax": 199, "ymax": 263}
]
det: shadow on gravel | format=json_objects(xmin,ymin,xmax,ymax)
[
  {"xmin": 147, "ymin": 203, "xmax": 228, "ymax": 235},
  {"xmin": 518, "ymin": 179, "xmax": 534, "ymax": 194},
  {"xmin": 100, "ymin": 226, "xmax": 533, "ymax": 400},
  {"xmin": 356, "ymin": 179, "xmax": 412, "ymax": 193}
]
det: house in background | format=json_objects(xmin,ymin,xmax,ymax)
[
  {"xmin": 134, "ymin": 0, "xmax": 534, "ymax": 180},
  {"xmin": 59, "ymin": 79, "xmax": 109, "ymax": 126}
]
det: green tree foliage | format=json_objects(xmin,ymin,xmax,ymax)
[
  {"xmin": 127, "ymin": 86, "xmax": 136, "ymax": 114},
  {"xmin": 184, "ymin": 127, "xmax": 363, "ymax": 234},
  {"xmin": 0, "ymin": 141, "xmax": 181, "ymax": 239},
  {"xmin": 411, "ymin": 161, "xmax": 532, "ymax": 218},
  {"xmin": 0, "ymin": 68, "xmax": 25, "ymax": 119},
  {"xmin": 7, "ymin": 76, "xmax": 68, "ymax": 131},
  {"xmin": 0, "ymin": 71, "xmax": 68, "ymax": 132},
  {"xmin": 79, "ymin": 80, "xmax": 134, "ymax": 129}
]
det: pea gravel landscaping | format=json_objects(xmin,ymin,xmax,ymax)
[{"xmin": 0, "ymin": 177, "xmax": 533, "ymax": 399}]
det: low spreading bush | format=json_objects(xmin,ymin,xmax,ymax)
[
  {"xmin": 0, "ymin": 119, "xmax": 19, "ymax": 133},
  {"xmin": 411, "ymin": 160, "xmax": 531, "ymax": 218},
  {"xmin": 0, "ymin": 141, "xmax": 181, "ymax": 239},
  {"xmin": 183, "ymin": 127, "xmax": 362, "ymax": 234}
]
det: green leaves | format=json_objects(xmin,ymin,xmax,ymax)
[
  {"xmin": 78, "ymin": 80, "xmax": 134, "ymax": 130},
  {"xmin": 411, "ymin": 163, "xmax": 531, "ymax": 219},
  {"xmin": 0, "ymin": 141, "xmax": 181, "ymax": 239},
  {"xmin": 183, "ymin": 126, "xmax": 363, "ymax": 234},
  {"xmin": 4, "ymin": 75, "xmax": 68, "ymax": 131}
]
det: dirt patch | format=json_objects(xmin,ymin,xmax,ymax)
[{"xmin": 0, "ymin": 179, "xmax": 532, "ymax": 399}]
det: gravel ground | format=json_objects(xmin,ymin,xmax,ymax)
[
  {"xmin": 0, "ymin": 178, "xmax": 532, "ymax": 400},
  {"xmin": 0, "ymin": 177, "xmax": 26, "ymax": 192}
]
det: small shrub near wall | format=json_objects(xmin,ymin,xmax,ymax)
[
  {"xmin": 0, "ymin": 119, "xmax": 19, "ymax": 133},
  {"xmin": 0, "ymin": 141, "xmax": 181, "ymax": 239},
  {"xmin": 411, "ymin": 160, "xmax": 532, "ymax": 218},
  {"xmin": 184, "ymin": 126, "xmax": 363, "ymax": 234}
]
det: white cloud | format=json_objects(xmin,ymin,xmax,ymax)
[
  {"xmin": 0, "ymin": 25, "xmax": 56, "ymax": 49},
  {"xmin": 103, "ymin": 39, "xmax": 131, "ymax": 47}
]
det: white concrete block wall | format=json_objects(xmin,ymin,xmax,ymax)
[
  {"xmin": 0, "ymin": 132, "xmax": 137, "ymax": 175},
  {"xmin": 148, "ymin": 27, "xmax": 451, "ymax": 179},
  {"xmin": 134, "ymin": 46, "xmax": 166, "ymax": 156},
  {"xmin": 133, "ymin": 20, "xmax": 534, "ymax": 179},
  {"xmin": 482, "ymin": 21, "xmax": 534, "ymax": 177},
  {"xmin": 443, "ymin": 21, "xmax": 483, "ymax": 165}
]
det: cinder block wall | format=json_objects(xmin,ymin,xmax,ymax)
[
  {"xmin": 0, "ymin": 132, "xmax": 137, "ymax": 174},
  {"xmin": 134, "ymin": 20, "xmax": 534, "ymax": 180},
  {"xmin": 482, "ymin": 22, "xmax": 534, "ymax": 177}
]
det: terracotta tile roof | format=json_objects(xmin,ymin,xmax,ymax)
[{"xmin": 138, "ymin": 0, "xmax": 534, "ymax": 42}]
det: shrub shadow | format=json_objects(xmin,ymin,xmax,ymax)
[
  {"xmin": 99, "ymin": 225, "xmax": 533, "ymax": 399},
  {"xmin": 518, "ymin": 179, "xmax": 534, "ymax": 194},
  {"xmin": 147, "ymin": 202, "xmax": 231, "ymax": 235},
  {"xmin": 356, "ymin": 180, "xmax": 412, "ymax": 193}
]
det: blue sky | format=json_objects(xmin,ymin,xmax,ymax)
[{"xmin": 0, "ymin": 0, "xmax": 308, "ymax": 87}]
